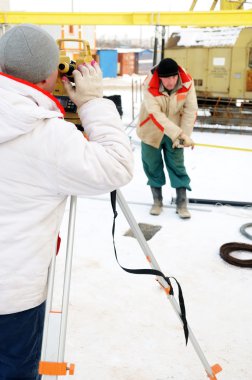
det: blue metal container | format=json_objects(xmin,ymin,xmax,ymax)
[
  {"xmin": 135, "ymin": 49, "xmax": 153, "ymax": 75},
  {"xmin": 97, "ymin": 49, "xmax": 118, "ymax": 78}
]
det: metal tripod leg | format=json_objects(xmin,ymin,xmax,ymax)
[
  {"xmin": 116, "ymin": 189, "xmax": 222, "ymax": 380},
  {"xmin": 39, "ymin": 196, "xmax": 77, "ymax": 378}
]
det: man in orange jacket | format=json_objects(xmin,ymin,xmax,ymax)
[{"xmin": 137, "ymin": 58, "xmax": 198, "ymax": 218}]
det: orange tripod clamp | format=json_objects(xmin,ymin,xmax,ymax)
[
  {"xmin": 39, "ymin": 361, "xmax": 75, "ymax": 376},
  {"xmin": 207, "ymin": 363, "xmax": 222, "ymax": 379}
]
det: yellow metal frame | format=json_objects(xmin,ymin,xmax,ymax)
[
  {"xmin": 0, "ymin": 10, "xmax": 251, "ymax": 27},
  {"xmin": 190, "ymin": 0, "xmax": 198, "ymax": 11},
  {"xmin": 190, "ymin": 0, "xmax": 246, "ymax": 11},
  {"xmin": 210, "ymin": 0, "xmax": 219, "ymax": 10},
  {"xmin": 220, "ymin": 0, "xmax": 246, "ymax": 9},
  {"xmin": 190, "ymin": 0, "xmax": 247, "ymax": 11}
]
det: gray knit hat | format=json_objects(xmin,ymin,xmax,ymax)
[{"xmin": 0, "ymin": 24, "xmax": 59, "ymax": 83}]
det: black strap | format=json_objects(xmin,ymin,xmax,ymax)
[{"xmin": 110, "ymin": 190, "xmax": 189, "ymax": 344}]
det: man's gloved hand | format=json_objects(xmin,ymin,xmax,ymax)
[
  {"xmin": 62, "ymin": 61, "xmax": 103, "ymax": 108},
  {"xmin": 172, "ymin": 132, "xmax": 194, "ymax": 149}
]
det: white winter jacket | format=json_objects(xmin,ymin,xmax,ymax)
[{"xmin": 0, "ymin": 73, "xmax": 134, "ymax": 314}]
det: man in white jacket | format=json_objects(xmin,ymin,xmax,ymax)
[{"xmin": 0, "ymin": 24, "xmax": 133, "ymax": 379}]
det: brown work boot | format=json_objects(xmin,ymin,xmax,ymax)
[
  {"xmin": 150, "ymin": 200, "xmax": 163, "ymax": 215},
  {"xmin": 176, "ymin": 188, "xmax": 191, "ymax": 219},
  {"xmin": 150, "ymin": 187, "xmax": 163, "ymax": 216}
]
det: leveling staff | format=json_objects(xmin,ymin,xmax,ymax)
[{"xmin": 0, "ymin": 24, "xmax": 133, "ymax": 379}]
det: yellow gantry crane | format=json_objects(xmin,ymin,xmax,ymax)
[
  {"xmin": 0, "ymin": 11, "xmax": 251, "ymax": 26},
  {"xmin": 0, "ymin": 0, "xmax": 251, "ymax": 26}
]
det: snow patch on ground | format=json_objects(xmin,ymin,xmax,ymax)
[{"xmin": 51, "ymin": 79, "xmax": 252, "ymax": 380}]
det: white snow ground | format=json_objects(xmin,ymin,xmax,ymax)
[{"xmin": 52, "ymin": 77, "xmax": 252, "ymax": 380}]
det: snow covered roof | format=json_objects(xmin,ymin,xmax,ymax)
[
  {"xmin": 117, "ymin": 48, "xmax": 153, "ymax": 53},
  {"xmin": 167, "ymin": 27, "xmax": 244, "ymax": 48}
]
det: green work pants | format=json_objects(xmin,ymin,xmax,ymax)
[{"xmin": 141, "ymin": 135, "xmax": 191, "ymax": 190}]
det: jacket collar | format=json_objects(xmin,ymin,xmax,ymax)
[
  {"xmin": 0, "ymin": 73, "xmax": 65, "ymax": 143},
  {"xmin": 148, "ymin": 66, "xmax": 192, "ymax": 97},
  {"xmin": 0, "ymin": 72, "xmax": 65, "ymax": 115}
]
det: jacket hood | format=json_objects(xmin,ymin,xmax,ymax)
[
  {"xmin": 147, "ymin": 65, "xmax": 192, "ymax": 97},
  {"xmin": 0, "ymin": 73, "xmax": 64, "ymax": 143}
]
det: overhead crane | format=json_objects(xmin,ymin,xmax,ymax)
[
  {"xmin": 0, "ymin": 9, "xmax": 251, "ymax": 27},
  {"xmin": 0, "ymin": 0, "xmax": 251, "ymax": 27}
]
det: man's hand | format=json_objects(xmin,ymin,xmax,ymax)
[
  {"xmin": 172, "ymin": 133, "xmax": 194, "ymax": 149},
  {"xmin": 62, "ymin": 61, "xmax": 103, "ymax": 108}
]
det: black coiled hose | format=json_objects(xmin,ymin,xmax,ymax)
[{"xmin": 220, "ymin": 242, "xmax": 252, "ymax": 268}]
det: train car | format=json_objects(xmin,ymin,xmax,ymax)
[{"xmin": 164, "ymin": 27, "xmax": 252, "ymax": 126}]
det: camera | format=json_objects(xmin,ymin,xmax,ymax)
[
  {"xmin": 58, "ymin": 61, "xmax": 76, "ymax": 77},
  {"xmin": 53, "ymin": 39, "xmax": 93, "ymax": 127},
  {"xmin": 53, "ymin": 38, "xmax": 123, "ymax": 127}
]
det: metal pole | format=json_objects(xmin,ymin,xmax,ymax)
[
  {"xmin": 135, "ymin": 79, "xmax": 138, "ymax": 103},
  {"xmin": 187, "ymin": 197, "xmax": 252, "ymax": 207},
  {"xmin": 140, "ymin": 77, "xmax": 143, "ymax": 102},
  {"xmin": 58, "ymin": 195, "xmax": 77, "ymax": 360},
  {"xmin": 116, "ymin": 189, "xmax": 221, "ymax": 380},
  {"xmin": 161, "ymin": 26, "xmax": 166, "ymax": 60},
  {"xmin": 153, "ymin": 25, "xmax": 159, "ymax": 66},
  {"xmin": 40, "ymin": 196, "xmax": 77, "ymax": 378},
  {"xmin": 40, "ymin": 253, "xmax": 57, "ymax": 361},
  {"xmin": 131, "ymin": 77, "xmax": 135, "ymax": 121}
]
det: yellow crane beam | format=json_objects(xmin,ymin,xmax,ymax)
[{"xmin": 0, "ymin": 10, "xmax": 252, "ymax": 27}]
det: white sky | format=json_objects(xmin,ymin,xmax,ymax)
[
  {"xmin": 10, "ymin": 0, "xmax": 219, "ymax": 12},
  {"xmin": 7, "ymin": 0, "xmax": 221, "ymax": 41}
]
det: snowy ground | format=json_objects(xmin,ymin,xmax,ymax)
[{"xmin": 51, "ymin": 77, "xmax": 252, "ymax": 380}]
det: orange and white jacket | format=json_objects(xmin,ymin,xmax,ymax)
[{"xmin": 137, "ymin": 66, "xmax": 198, "ymax": 148}]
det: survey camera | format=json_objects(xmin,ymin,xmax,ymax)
[
  {"xmin": 53, "ymin": 38, "xmax": 123, "ymax": 126},
  {"xmin": 58, "ymin": 61, "xmax": 76, "ymax": 79},
  {"xmin": 53, "ymin": 39, "xmax": 93, "ymax": 126}
]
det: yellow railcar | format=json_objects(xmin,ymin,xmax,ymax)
[{"xmin": 164, "ymin": 27, "xmax": 252, "ymax": 126}]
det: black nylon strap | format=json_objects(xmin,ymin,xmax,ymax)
[{"xmin": 110, "ymin": 190, "xmax": 189, "ymax": 344}]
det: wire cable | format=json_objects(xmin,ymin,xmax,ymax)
[{"xmin": 240, "ymin": 222, "xmax": 252, "ymax": 240}]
